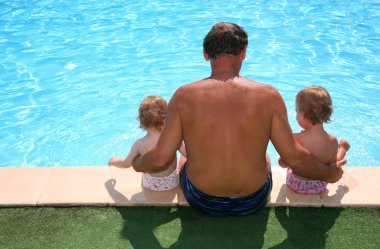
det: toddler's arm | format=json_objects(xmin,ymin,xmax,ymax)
[
  {"xmin": 337, "ymin": 139, "xmax": 350, "ymax": 161},
  {"xmin": 108, "ymin": 142, "xmax": 139, "ymax": 168}
]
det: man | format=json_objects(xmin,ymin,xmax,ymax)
[{"xmin": 132, "ymin": 22, "xmax": 344, "ymax": 216}]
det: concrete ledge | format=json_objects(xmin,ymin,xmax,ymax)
[{"xmin": 0, "ymin": 166, "xmax": 379, "ymax": 208}]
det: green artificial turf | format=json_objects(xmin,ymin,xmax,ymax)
[{"xmin": 0, "ymin": 207, "xmax": 379, "ymax": 249}]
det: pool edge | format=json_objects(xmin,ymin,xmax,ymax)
[{"xmin": 0, "ymin": 166, "xmax": 379, "ymax": 208}]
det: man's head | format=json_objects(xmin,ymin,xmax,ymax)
[
  {"xmin": 296, "ymin": 86, "xmax": 333, "ymax": 125},
  {"xmin": 138, "ymin": 95, "xmax": 167, "ymax": 131},
  {"xmin": 203, "ymin": 22, "xmax": 248, "ymax": 60}
]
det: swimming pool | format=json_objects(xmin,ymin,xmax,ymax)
[{"xmin": 1, "ymin": 0, "xmax": 379, "ymax": 167}]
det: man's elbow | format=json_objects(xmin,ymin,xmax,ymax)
[
  {"xmin": 151, "ymin": 161, "xmax": 171, "ymax": 173},
  {"xmin": 148, "ymin": 153, "xmax": 172, "ymax": 173},
  {"xmin": 281, "ymin": 153, "xmax": 299, "ymax": 168},
  {"xmin": 281, "ymin": 151, "xmax": 306, "ymax": 173}
]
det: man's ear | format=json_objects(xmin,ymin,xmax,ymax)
[
  {"xmin": 203, "ymin": 49, "xmax": 210, "ymax": 61},
  {"xmin": 240, "ymin": 46, "xmax": 247, "ymax": 60}
]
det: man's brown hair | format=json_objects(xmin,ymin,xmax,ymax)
[
  {"xmin": 138, "ymin": 95, "xmax": 167, "ymax": 131},
  {"xmin": 296, "ymin": 86, "xmax": 333, "ymax": 125},
  {"xmin": 203, "ymin": 22, "xmax": 248, "ymax": 59}
]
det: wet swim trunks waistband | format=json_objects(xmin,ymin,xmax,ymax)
[{"xmin": 179, "ymin": 163, "xmax": 272, "ymax": 217}]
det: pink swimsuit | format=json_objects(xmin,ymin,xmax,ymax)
[
  {"xmin": 286, "ymin": 169, "xmax": 327, "ymax": 194},
  {"xmin": 142, "ymin": 169, "xmax": 179, "ymax": 191}
]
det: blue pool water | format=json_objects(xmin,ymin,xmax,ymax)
[{"xmin": 1, "ymin": 0, "xmax": 379, "ymax": 167}]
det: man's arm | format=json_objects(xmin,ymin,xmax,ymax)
[
  {"xmin": 269, "ymin": 89, "xmax": 343, "ymax": 183},
  {"xmin": 132, "ymin": 91, "xmax": 183, "ymax": 173}
]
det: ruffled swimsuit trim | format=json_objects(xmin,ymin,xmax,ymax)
[{"xmin": 142, "ymin": 169, "xmax": 179, "ymax": 191}]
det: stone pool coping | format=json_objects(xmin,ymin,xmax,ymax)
[{"xmin": 0, "ymin": 166, "xmax": 379, "ymax": 207}]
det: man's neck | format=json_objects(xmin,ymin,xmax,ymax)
[{"xmin": 209, "ymin": 56, "xmax": 242, "ymax": 81}]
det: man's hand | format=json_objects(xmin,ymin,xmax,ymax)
[
  {"xmin": 328, "ymin": 158, "xmax": 347, "ymax": 168},
  {"xmin": 278, "ymin": 158, "xmax": 288, "ymax": 168},
  {"xmin": 326, "ymin": 164, "xmax": 344, "ymax": 183},
  {"xmin": 327, "ymin": 139, "xmax": 349, "ymax": 183},
  {"xmin": 325, "ymin": 159, "xmax": 347, "ymax": 183}
]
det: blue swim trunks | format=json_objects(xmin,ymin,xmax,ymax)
[{"xmin": 179, "ymin": 163, "xmax": 272, "ymax": 217}]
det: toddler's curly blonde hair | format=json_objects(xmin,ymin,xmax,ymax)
[
  {"xmin": 138, "ymin": 95, "xmax": 167, "ymax": 131},
  {"xmin": 296, "ymin": 86, "xmax": 333, "ymax": 125}
]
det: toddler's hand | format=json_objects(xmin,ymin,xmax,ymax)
[
  {"xmin": 108, "ymin": 156, "xmax": 121, "ymax": 166},
  {"xmin": 328, "ymin": 158, "xmax": 347, "ymax": 168},
  {"xmin": 338, "ymin": 139, "xmax": 351, "ymax": 151}
]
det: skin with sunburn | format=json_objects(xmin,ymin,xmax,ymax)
[{"xmin": 132, "ymin": 23, "xmax": 344, "ymax": 197}]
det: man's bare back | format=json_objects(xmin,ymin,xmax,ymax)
[{"xmin": 175, "ymin": 77, "xmax": 275, "ymax": 196}]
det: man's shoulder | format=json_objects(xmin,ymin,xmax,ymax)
[
  {"xmin": 255, "ymin": 81, "xmax": 279, "ymax": 95},
  {"xmin": 242, "ymin": 79, "xmax": 282, "ymax": 101},
  {"xmin": 171, "ymin": 80, "xmax": 204, "ymax": 99},
  {"xmin": 172, "ymin": 78, "xmax": 281, "ymax": 101},
  {"xmin": 178, "ymin": 79, "xmax": 205, "ymax": 90},
  {"xmin": 241, "ymin": 77, "xmax": 278, "ymax": 91}
]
